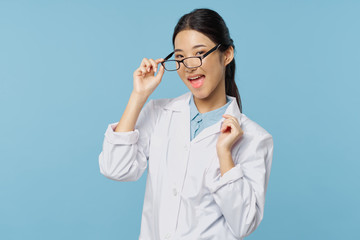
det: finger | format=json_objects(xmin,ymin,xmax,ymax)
[
  {"xmin": 223, "ymin": 114, "xmax": 240, "ymax": 128},
  {"xmin": 155, "ymin": 63, "xmax": 165, "ymax": 81},
  {"xmin": 227, "ymin": 118, "xmax": 240, "ymax": 128},
  {"xmin": 135, "ymin": 67, "xmax": 146, "ymax": 76},
  {"xmin": 155, "ymin": 58, "xmax": 164, "ymax": 63},
  {"xmin": 149, "ymin": 58, "xmax": 157, "ymax": 73},
  {"xmin": 222, "ymin": 118, "xmax": 236, "ymax": 126},
  {"xmin": 154, "ymin": 58, "xmax": 165, "ymax": 72},
  {"xmin": 239, "ymin": 128, "xmax": 244, "ymax": 136},
  {"xmin": 226, "ymin": 121, "xmax": 243, "ymax": 137},
  {"xmin": 140, "ymin": 66, "xmax": 148, "ymax": 75},
  {"xmin": 141, "ymin": 58, "xmax": 148, "ymax": 67},
  {"xmin": 221, "ymin": 119, "xmax": 240, "ymax": 133},
  {"xmin": 225, "ymin": 119, "xmax": 241, "ymax": 134},
  {"xmin": 223, "ymin": 114, "xmax": 236, "ymax": 121},
  {"xmin": 220, "ymin": 121, "xmax": 232, "ymax": 132},
  {"xmin": 141, "ymin": 58, "xmax": 152, "ymax": 72},
  {"xmin": 224, "ymin": 123, "xmax": 238, "ymax": 135},
  {"xmin": 221, "ymin": 125, "xmax": 230, "ymax": 133}
]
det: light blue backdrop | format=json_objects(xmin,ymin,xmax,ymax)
[{"xmin": 1, "ymin": 0, "xmax": 359, "ymax": 239}]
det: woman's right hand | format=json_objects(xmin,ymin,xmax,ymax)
[{"xmin": 133, "ymin": 58, "xmax": 165, "ymax": 97}]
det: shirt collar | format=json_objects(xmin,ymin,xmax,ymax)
[
  {"xmin": 163, "ymin": 91, "xmax": 242, "ymax": 121},
  {"xmin": 189, "ymin": 95, "xmax": 200, "ymax": 121},
  {"xmin": 189, "ymin": 94, "xmax": 232, "ymax": 121}
]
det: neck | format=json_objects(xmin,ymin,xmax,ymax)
[{"xmin": 193, "ymin": 90, "xmax": 227, "ymax": 114}]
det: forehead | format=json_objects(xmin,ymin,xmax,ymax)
[{"xmin": 174, "ymin": 30, "xmax": 215, "ymax": 50}]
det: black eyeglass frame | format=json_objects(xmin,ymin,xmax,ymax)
[{"xmin": 161, "ymin": 44, "xmax": 222, "ymax": 71}]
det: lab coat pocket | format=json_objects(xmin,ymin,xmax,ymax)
[{"xmin": 148, "ymin": 134, "xmax": 169, "ymax": 176}]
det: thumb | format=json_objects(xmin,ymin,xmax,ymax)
[{"xmin": 155, "ymin": 63, "xmax": 165, "ymax": 81}]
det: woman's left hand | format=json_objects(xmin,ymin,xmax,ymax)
[{"xmin": 216, "ymin": 114, "xmax": 244, "ymax": 153}]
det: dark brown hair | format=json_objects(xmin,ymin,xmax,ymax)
[{"xmin": 172, "ymin": 8, "xmax": 242, "ymax": 112}]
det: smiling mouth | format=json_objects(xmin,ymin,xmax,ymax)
[{"xmin": 188, "ymin": 75, "xmax": 205, "ymax": 88}]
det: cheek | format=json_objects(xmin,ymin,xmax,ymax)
[
  {"xmin": 203, "ymin": 58, "xmax": 220, "ymax": 73},
  {"xmin": 213, "ymin": 57, "xmax": 226, "ymax": 74},
  {"xmin": 203, "ymin": 63, "xmax": 219, "ymax": 77}
]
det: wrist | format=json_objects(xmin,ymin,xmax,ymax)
[
  {"xmin": 216, "ymin": 149, "xmax": 235, "ymax": 177},
  {"xmin": 216, "ymin": 147, "xmax": 232, "ymax": 158},
  {"xmin": 131, "ymin": 91, "xmax": 149, "ymax": 103}
]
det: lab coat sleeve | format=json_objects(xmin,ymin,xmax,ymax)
[
  {"xmin": 207, "ymin": 133, "xmax": 274, "ymax": 239},
  {"xmin": 98, "ymin": 99, "xmax": 157, "ymax": 182}
]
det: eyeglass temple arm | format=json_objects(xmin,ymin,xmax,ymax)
[
  {"xmin": 163, "ymin": 52, "xmax": 174, "ymax": 61},
  {"xmin": 202, "ymin": 44, "xmax": 222, "ymax": 58},
  {"xmin": 163, "ymin": 43, "xmax": 221, "ymax": 62}
]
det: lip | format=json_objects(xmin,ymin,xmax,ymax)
[
  {"xmin": 187, "ymin": 74, "xmax": 205, "ymax": 81},
  {"xmin": 187, "ymin": 74, "xmax": 205, "ymax": 88}
]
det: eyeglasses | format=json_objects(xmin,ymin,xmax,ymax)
[{"xmin": 161, "ymin": 44, "xmax": 222, "ymax": 71}]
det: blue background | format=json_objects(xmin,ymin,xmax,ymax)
[{"xmin": 1, "ymin": 0, "xmax": 359, "ymax": 239}]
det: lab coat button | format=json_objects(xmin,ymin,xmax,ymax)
[
  {"xmin": 164, "ymin": 233, "xmax": 171, "ymax": 239},
  {"xmin": 172, "ymin": 188, "xmax": 178, "ymax": 196},
  {"xmin": 184, "ymin": 145, "xmax": 188, "ymax": 151}
]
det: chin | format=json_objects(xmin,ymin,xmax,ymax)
[{"xmin": 190, "ymin": 91, "xmax": 210, "ymax": 100}]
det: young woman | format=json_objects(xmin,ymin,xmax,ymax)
[{"xmin": 99, "ymin": 8, "xmax": 274, "ymax": 240}]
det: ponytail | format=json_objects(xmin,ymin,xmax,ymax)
[{"xmin": 224, "ymin": 49, "xmax": 242, "ymax": 113}]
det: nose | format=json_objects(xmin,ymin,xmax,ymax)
[{"xmin": 185, "ymin": 66, "xmax": 197, "ymax": 73}]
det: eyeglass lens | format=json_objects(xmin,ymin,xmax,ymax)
[{"xmin": 164, "ymin": 57, "xmax": 202, "ymax": 71}]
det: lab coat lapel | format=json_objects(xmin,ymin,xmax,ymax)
[
  {"xmin": 161, "ymin": 92, "xmax": 192, "ymax": 232},
  {"xmin": 163, "ymin": 91, "xmax": 192, "ymax": 176},
  {"xmin": 192, "ymin": 95, "xmax": 242, "ymax": 143},
  {"xmin": 192, "ymin": 121, "xmax": 222, "ymax": 143},
  {"xmin": 163, "ymin": 91, "xmax": 192, "ymax": 145}
]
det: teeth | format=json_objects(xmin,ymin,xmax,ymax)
[{"xmin": 189, "ymin": 75, "xmax": 202, "ymax": 80}]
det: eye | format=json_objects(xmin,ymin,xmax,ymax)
[
  {"xmin": 196, "ymin": 51, "xmax": 205, "ymax": 55},
  {"xmin": 175, "ymin": 54, "xmax": 184, "ymax": 59}
]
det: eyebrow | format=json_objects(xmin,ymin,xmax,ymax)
[{"xmin": 174, "ymin": 44, "xmax": 207, "ymax": 53}]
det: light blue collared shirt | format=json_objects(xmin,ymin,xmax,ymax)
[{"xmin": 189, "ymin": 95, "xmax": 232, "ymax": 141}]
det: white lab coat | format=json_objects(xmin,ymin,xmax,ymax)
[{"xmin": 99, "ymin": 91, "xmax": 274, "ymax": 240}]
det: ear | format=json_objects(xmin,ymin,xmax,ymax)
[{"xmin": 223, "ymin": 46, "xmax": 234, "ymax": 66}]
